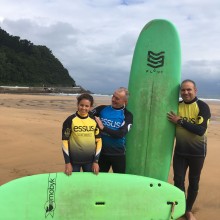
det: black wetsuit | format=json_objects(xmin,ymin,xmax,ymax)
[
  {"xmin": 92, "ymin": 105, "xmax": 133, "ymax": 173},
  {"xmin": 173, "ymin": 97, "xmax": 211, "ymax": 212}
]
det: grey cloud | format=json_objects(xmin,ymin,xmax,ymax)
[
  {"xmin": 1, "ymin": 19, "xmax": 80, "ymax": 49},
  {"xmin": 182, "ymin": 60, "xmax": 220, "ymax": 81},
  {"xmin": 182, "ymin": 60, "xmax": 220, "ymax": 98},
  {"xmin": 1, "ymin": 1, "xmax": 220, "ymax": 97}
]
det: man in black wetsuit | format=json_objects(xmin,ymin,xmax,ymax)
[{"xmin": 167, "ymin": 79, "xmax": 211, "ymax": 220}]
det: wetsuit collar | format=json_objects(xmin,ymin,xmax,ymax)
[
  {"xmin": 183, "ymin": 97, "xmax": 198, "ymax": 104},
  {"xmin": 111, "ymin": 105, "xmax": 125, "ymax": 110},
  {"xmin": 76, "ymin": 111, "xmax": 89, "ymax": 119}
]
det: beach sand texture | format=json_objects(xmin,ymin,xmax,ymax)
[{"xmin": 0, "ymin": 94, "xmax": 219, "ymax": 220}]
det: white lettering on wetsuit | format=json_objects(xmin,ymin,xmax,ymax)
[{"xmin": 101, "ymin": 118, "xmax": 121, "ymax": 128}]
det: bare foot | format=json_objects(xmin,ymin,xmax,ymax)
[{"xmin": 185, "ymin": 211, "xmax": 196, "ymax": 220}]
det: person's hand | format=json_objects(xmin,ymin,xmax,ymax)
[
  {"xmin": 65, "ymin": 163, "xmax": 72, "ymax": 176},
  {"xmin": 167, "ymin": 111, "xmax": 181, "ymax": 124},
  {"xmin": 92, "ymin": 162, "xmax": 99, "ymax": 175},
  {"xmin": 95, "ymin": 116, "xmax": 104, "ymax": 130}
]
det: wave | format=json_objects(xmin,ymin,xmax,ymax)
[{"xmin": 54, "ymin": 93, "xmax": 220, "ymax": 101}]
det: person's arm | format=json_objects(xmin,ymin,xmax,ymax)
[
  {"xmin": 167, "ymin": 101, "xmax": 211, "ymax": 136},
  {"xmin": 181, "ymin": 100, "xmax": 211, "ymax": 136},
  {"xmin": 92, "ymin": 124, "xmax": 102, "ymax": 175},
  {"xmin": 94, "ymin": 137, "xmax": 102, "ymax": 163},
  {"xmin": 62, "ymin": 115, "xmax": 74, "ymax": 175},
  {"xmin": 179, "ymin": 120, "xmax": 206, "ymax": 136},
  {"xmin": 62, "ymin": 140, "xmax": 70, "ymax": 163},
  {"xmin": 95, "ymin": 109, "xmax": 133, "ymax": 138},
  {"xmin": 92, "ymin": 137, "xmax": 102, "ymax": 175}
]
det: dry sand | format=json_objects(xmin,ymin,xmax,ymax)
[{"xmin": 0, "ymin": 94, "xmax": 219, "ymax": 219}]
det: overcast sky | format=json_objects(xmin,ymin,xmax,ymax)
[{"xmin": 0, "ymin": 0, "xmax": 220, "ymax": 97}]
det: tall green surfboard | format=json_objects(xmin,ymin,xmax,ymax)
[
  {"xmin": 0, "ymin": 173, "xmax": 185, "ymax": 219},
  {"xmin": 126, "ymin": 19, "xmax": 181, "ymax": 181}
]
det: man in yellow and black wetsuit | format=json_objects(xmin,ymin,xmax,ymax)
[{"xmin": 167, "ymin": 79, "xmax": 211, "ymax": 220}]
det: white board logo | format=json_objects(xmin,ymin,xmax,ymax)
[
  {"xmin": 45, "ymin": 173, "xmax": 57, "ymax": 218},
  {"xmin": 147, "ymin": 51, "xmax": 165, "ymax": 68}
]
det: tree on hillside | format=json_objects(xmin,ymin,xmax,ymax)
[{"xmin": 0, "ymin": 27, "xmax": 76, "ymax": 87}]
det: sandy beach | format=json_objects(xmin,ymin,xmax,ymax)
[{"xmin": 0, "ymin": 93, "xmax": 219, "ymax": 219}]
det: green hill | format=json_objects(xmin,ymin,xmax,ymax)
[{"xmin": 0, "ymin": 28, "xmax": 76, "ymax": 87}]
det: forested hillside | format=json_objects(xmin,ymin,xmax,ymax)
[{"xmin": 0, "ymin": 28, "xmax": 76, "ymax": 87}]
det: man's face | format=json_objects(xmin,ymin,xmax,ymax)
[
  {"xmin": 180, "ymin": 81, "xmax": 197, "ymax": 102},
  {"xmin": 111, "ymin": 91, "xmax": 126, "ymax": 108}
]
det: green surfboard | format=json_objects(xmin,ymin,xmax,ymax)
[
  {"xmin": 126, "ymin": 19, "xmax": 181, "ymax": 181},
  {"xmin": 0, "ymin": 173, "xmax": 185, "ymax": 219}
]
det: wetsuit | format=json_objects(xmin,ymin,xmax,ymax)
[
  {"xmin": 92, "ymin": 105, "xmax": 133, "ymax": 173},
  {"xmin": 174, "ymin": 97, "xmax": 211, "ymax": 212},
  {"xmin": 62, "ymin": 111, "xmax": 102, "ymax": 172}
]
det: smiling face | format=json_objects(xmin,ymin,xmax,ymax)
[
  {"xmin": 77, "ymin": 99, "xmax": 92, "ymax": 116},
  {"xmin": 111, "ymin": 90, "xmax": 127, "ymax": 109},
  {"xmin": 180, "ymin": 81, "xmax": 197, "ymax": 103}
]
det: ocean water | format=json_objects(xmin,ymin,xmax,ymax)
[{"xmin": 51, "ymin": 93, "xmax": 220, "ymax": 102}]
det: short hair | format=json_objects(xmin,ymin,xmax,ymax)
[
  {"xmin": 181, "ymin": 79, "xmax": 197, "ymax": 88},
  {"xmin": 76, "ymin": 93, "xmax": 94, "ymax": 106},
  {"xmin": 115, "ymin": 87, "xmax": 130, "ymax": 100}
]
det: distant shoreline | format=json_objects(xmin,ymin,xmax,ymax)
[
  {"xmin": 0, "ymin": 85, "xmax": 88, "ymax": 94},
  {"xmin": 0, "ymin": 86, "xmax": 219, "ymax": 100}
]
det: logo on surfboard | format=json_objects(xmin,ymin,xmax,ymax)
[
  {"xmin": 147, "ymin": 51, "xmax": 165, "ymax": 69},
  {"xmin": 45, "ymin": 173, "xmax": 57, "ymax": 218}
]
